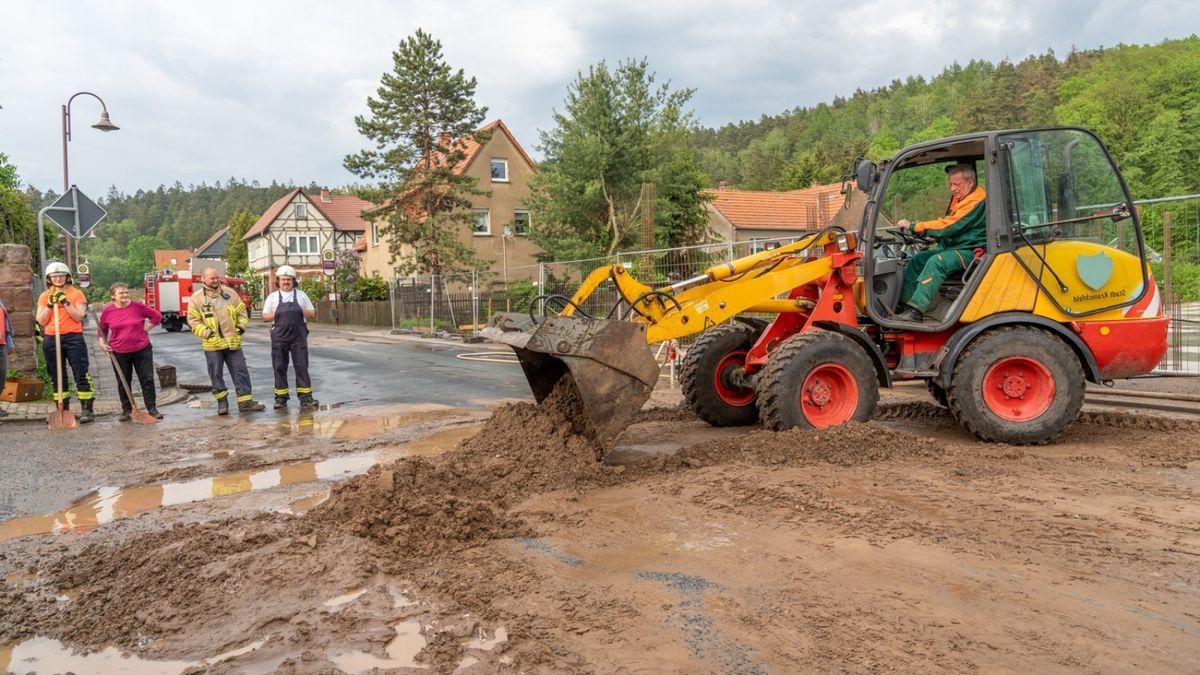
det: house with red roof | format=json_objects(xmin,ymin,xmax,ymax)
[
  {"xmin": 153, "ymin": 248, "xmax": 193, "ymax": 272},
  {"xmin": 242, "ymin": 188, "xmax": 375, "ymax": 293},
  {"xmin": 359, "ymin": 119, "xmax": 541, "ymax": 283},
  {"xmin": 705, "ymin": 182, "xmax": 850, "ymax": 250}
]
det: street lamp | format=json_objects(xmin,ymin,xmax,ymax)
[{"xmin": 61, "ymin": 91, "xmax": 119, "ymax": 272}]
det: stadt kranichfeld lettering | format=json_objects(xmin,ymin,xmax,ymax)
[{"xmin": 1071, "ymin": 287, "xmax": 1128, "ymax": 303}]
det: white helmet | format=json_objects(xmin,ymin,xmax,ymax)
[
  {"xmin": 276, "ymin": 265, "xmax": 298, "ymax": 280},
  {"xmin": 44, "ymin": 261, "xmax": 71, "ymax": 280}
]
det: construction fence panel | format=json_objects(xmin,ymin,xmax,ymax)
[{"xmin": 1138, "ymin": 195, "xmax": 1200, "ymax": 375}]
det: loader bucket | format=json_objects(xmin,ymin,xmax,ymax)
[{"xmin": 482, "ymin": 312, "xmax": 661, "ymax": 449}]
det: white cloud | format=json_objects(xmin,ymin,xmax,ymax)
[{"xmin": 0, "ymin": 0, "xmax": 1191, "ymax": 194}]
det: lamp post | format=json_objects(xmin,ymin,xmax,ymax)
[{"xmin": 61, "ymin": 91, "xmax": 119, "ymax": 272}]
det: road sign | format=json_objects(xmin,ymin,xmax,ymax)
[
  {"xmin": 76, "ymin": 263, "xmax": 91, "ymax": 288},
  {"xmin": 45, "ymin": 187, "xmax": 107, "ymax": 239},
  {"xmin": 322, "ymin": 249, "xmax": 335, "ymax": 276}
]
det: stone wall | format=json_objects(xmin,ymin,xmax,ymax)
[{"xmin": 0, "ymin": 244, "xmax": 36, "ymax": 374}]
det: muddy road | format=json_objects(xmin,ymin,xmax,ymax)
[{"xmin": 2, "ymin": 374, "xmax": 1199, "ymax": 673}]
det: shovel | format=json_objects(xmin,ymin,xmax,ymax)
[
  {"xmin": 47, "ymin": 303, "xmax": 77, "ymax": 430},
  {"xmin": 481, "ymin": 312, "xmax": 660, "ymax": 449},
  {"xmin": 91, "ymin": 308, "xmax": 159, "ymax": 424}
]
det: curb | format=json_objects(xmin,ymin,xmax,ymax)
[{"xmin": 0, "ymin": 386, "xmax": 190, "ymax": 423}]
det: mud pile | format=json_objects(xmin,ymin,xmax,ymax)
[
  {"xmin": 660, "ymin": 421, "xmax": 946, "ymax": 469},
  {"xmin": 314, "ymin": 376, "xmax": 617, "ymax": 560}
]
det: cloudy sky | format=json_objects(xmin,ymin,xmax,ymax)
[{"xmin": 0, "ymin": 0, "xmax": 1191, "ymax": 196}]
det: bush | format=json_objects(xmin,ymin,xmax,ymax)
[
  {"xmin": 1151, "ymin": 260, "xmax": 1199, "ymax": 302},
  {"xmin": 352, "ymin": 275, "xmax": 389, "ymax": 301},
  {"xmin": 301, "ymin": 277, "xmax": 330, "ymax": 302}
]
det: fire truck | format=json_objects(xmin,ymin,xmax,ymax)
[{"xmin": 144, "ymin": 270, "xmax": 252, "ymax": 332}]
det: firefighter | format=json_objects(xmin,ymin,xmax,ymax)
[
  {"xmin": 35, "ymin": 262, "xmax": 96, "ymax": 422},
  {"xmin": 186, "ymin": 267, "xmax": 265, "ymax": 415},
  {"xmin": 261, "ymin": 265, "xmax": 318, "ymax": 411}
]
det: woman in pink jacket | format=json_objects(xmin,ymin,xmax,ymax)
[{"xmin": 98, "ymin": 282, "xmax": 163, "ymax": 420}]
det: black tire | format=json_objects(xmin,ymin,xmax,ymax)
[
  {"xmin": 947, "ymin": 326, "xmax": 1084, "ymax": 445},
  {"xmin": 164, "ymin": 317, "xmax": 183, "ymax": 332},
  {"xmin": 757, "ymin": 330, "xmax": 879, "ymax": 431},
  {"xmin": 927, "ymin": 380, "xmax": 949, "ymax": 408},
  {"xmin": 679, "ymin": 323, "xmax": 761, "ymax": 427}
]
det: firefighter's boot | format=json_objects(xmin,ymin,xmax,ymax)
[
  {"xmin": 274, "ymin": 397, "xmax": 288, "ymax": 410},
  {"xmin": 239, "ymin": 399, "xmax": 266, "ymax": 413},
  {"xmin": 299, "ymin": 396, "xmax": 319, "ymax": 412},
  {"xmin": 217, "ymin": 398, "xmax": 229, "ymax": 416},
  {"xmin": 78, "ymin": 399, "xmax": 95, "ymax": 424}
]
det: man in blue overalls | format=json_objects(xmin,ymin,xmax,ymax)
[{"xmin": 261, "ymin": 265, "xmax": 318, "ymax": 411}]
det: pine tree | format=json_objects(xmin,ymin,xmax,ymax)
[
  {"xmin": 344, "ymin": 29, "xmax": 488, "ymax": 279},
  {"xmin": 528, "ymin": 58, "xmax": 709, "ymax": 260}
]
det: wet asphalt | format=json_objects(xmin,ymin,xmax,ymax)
[{"xmin": 0, "ymin": 323, "xmax": 533, "ymax": 521}]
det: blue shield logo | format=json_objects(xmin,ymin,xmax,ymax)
[{"xmin": 1077, "ymin": 251, "xmax": 1113, "ymax": 291}]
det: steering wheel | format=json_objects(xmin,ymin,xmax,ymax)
[{"xmin": 879, "ymin": 225, "xmax": 934, "ymax": 247}]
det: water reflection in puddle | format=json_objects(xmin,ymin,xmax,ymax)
[
  {"xmin": 0, "ymin": 424, "xmax": 482, "ymax": 542},
  {"xmin": 273, "ymin": 409, "xmax": 467, "ymax": 440},
  {"xmin": 0, "ymin": 637, "xmax": 265, "ymax": 675}
]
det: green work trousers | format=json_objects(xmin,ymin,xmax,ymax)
[{"xmin": 900, "ymin": 247, "xmax": 974, "ymax": 311}]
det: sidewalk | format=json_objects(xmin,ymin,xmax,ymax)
[{"xmin": 0, "ymin": 329, "xmax": 188, "ymax": 423}]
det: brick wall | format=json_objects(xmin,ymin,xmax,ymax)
[{"xmin": 0, "ymin": 244, "xmax": 36, "ymax": 374}]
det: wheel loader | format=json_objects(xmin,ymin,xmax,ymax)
[{"xmin": 483, "ymin": 127, "xmax": 1169, "ymax": 447}]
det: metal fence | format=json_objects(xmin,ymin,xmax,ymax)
[{"xmin": 317, "ymin": 194, "xmax": 1199, "ymax": 374}]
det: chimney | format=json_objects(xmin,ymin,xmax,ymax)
[
  {"xmin": 717, "ymin": 180, "xmax": 728, "ymax": 190},
  {"xmin": 320, "ymin": 189, "xmax": 332, "ymax": 203}
]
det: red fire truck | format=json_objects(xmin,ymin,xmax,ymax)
[{"xmin": 144, "ymin": 270, "xmax": 252, "ymax": 332}]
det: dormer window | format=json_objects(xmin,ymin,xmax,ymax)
[
  {"xmin": 490, "ymin": 159, "xmax": 509, "ymax": 182},
  {"xmin": 295, "ymin": 203, "xmax": 307, "ymax": 219}
]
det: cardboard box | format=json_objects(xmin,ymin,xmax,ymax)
[{"xmin": 1, "ymin": 377, "xmax": 45, "ymax": 403}]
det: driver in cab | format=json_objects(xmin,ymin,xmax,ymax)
[{"xmin": 893, "ymin": 162, "xmax": 987, "ymax": 322}]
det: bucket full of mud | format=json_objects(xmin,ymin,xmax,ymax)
[{"xmin": 482, "ymin": 312, "xmax": 661, "ymax": 449}]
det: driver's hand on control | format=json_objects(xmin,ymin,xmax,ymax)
[{"xmin": 897, "ymin": 219, "xmax": 913, "ymax": 230}]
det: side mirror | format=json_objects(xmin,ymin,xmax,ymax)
[{"xmin": 855, "ymin": 159, "xmax": 877, "ymax": 193}]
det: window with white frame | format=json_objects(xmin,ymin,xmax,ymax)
[
  {"xmin": 473, "ymin": 209, "xmax": 491, "ymax": 235},
  {"xmin": 295, "ymin": 203, "xmax": 307, "ymax": 219},
  {"xmin": 513, "ymin": 210, "xmax": 530, "ymax": 236},
  {"xmin": 287, "ymin": 235, "xmax": 318, "ymax": 255},
  {"xmin": 490, "ymin": 159, "xmax": 508, "ymax": 182},
  {"xmin": 748, "ymin": 237, "xmax": 768, "ymax": 253},
  {"xmin": 371, "ymin": 222, "xmax": 380, "ymax": 246}
]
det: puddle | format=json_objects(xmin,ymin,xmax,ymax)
[
  {"xmin": 324, "ymin": 588, "xmax": 369, "ymax": 608},
  {"xmin": 0, "ymin": 637, "xmax": 265, "ymax": 674},
  {"xmin": 331, "ymin": 618, "xmax": 426, "ymax": 672},
  {"xmin": 273, "ymin": 408, "xmax": 468, "ymax": 440},
  {"xmin": 0, "ymin": 424, "xmax": 483, "ymax": 542}
]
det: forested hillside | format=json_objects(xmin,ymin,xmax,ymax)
[
  {"xmin": 5, "ymin": 37, "xmax": 1197, "ymax": 294},
  {"xmin": 691, "ymin": 37, "xmax": 1200, "ymax": 200}
]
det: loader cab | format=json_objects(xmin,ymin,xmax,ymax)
[
  {"xmin": 859, "ymin": 127, "xmax": 1149, "ymax": 330},
  {"xmin": 859, "ymin": 133, "xmax": 992, "ymax": 330}
]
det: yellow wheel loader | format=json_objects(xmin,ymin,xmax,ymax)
[{"xmin": 484, "ymin": 128, "xmax": 1169, "ymax": 448}]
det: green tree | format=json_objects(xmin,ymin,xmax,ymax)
[
  {"xmin": 528, "ymin": 58, "xmax": 709, "ymax": 260},
  {"xmin": 127, "ymin": 235, "xmax": 170, "ymax": 278},
  {"xmin": 224, "ymin": 209, "xmax": 256, "ymax": 273},
  {"xmin": 0, "ymin": 154, "xmax": 42, "ymax": 254},
  {"xmin": 344, "ymin": 29, "xmax": 488, "ymax": 278}
]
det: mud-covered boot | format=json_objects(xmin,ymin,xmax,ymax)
[
  {"xmin": 217, "ymin": 398, "xmax": 229, "ymax": 416},
  {"xmin": 118, "ymin": 407, "xmax": 132, "ymax": 422},
  {"xmin": 146, "ymin": 407, "xmax": 164, "ymax": 419},
  {"xmin": 238, "ymin": 399, "xmax": 266, "ymax": 413},
  {"xmin": 78, "ymin": 399, "xmax": 95, "ymax": 424},
  {"xmin": 299, "ymin": 397, "xmax": 319, "ymax": 412},
  {"xmin": 274, "ymin": 396, "xmax": 288, "ymax": 410}
]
